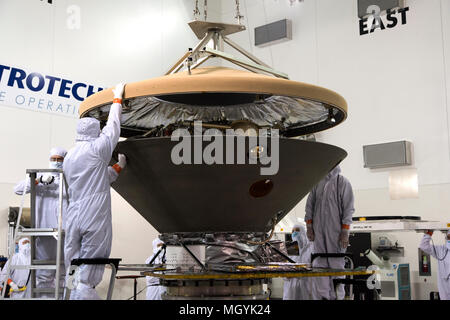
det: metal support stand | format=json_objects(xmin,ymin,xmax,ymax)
[
  {"xmin": 333, "ymin": 278, "xmax": 380, "ymax": 300},
  {"xmin": 116, "ymin": 275, "xmax": 145, "ymax": 300},
  {"xmin": 6, "ymin": 209, "xmax": 18, "ymax": 258},
  {"xmin": 64, "ymin": 258, "xmax": 122, "ymax": 300},
  {"xmin": 1, "ymin": 169, "xmax": 68, "ymax": 300}
]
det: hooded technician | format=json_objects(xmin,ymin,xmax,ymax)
[
  {"xmin": 283, "ymin": 224, "xmax": 314, "ymax": 300},
  {"xmin": 145, "ymin": 238, "xmax": 166, "ymax": 300},
  {"xmin": 419, "ymin": 230, "xmax": 450, "ymax": 300},
  {"xmin": 63, "ymin": 83, "xmax": 127, "ymax": 300},
  {"xmin": 14, "ymin": 147, "xmax": 68, "ymax": 297},
  {"xmin": 0, "ymin": 238, "xmax": 31, "ymax": 299},
  {"xmin": 304, "ymin": 165, "xmax": 355, "ymax": 300}
]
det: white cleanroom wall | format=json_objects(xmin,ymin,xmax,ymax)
[
  {"xmin": 218, "ymin": 0, "xmax": 450, "ymax": 299},
  {"xmin": 0, "ymin": 0, "xmax": 221, "ymax": 299}
]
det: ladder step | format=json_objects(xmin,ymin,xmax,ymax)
[
  {"xmin": 20, "ymin": 228, "xmax": 56, "ymax": 232},
  {"xmin": 16, "ymin": 232, "xmax": 58, "ymax": 237},
  {"xmin": 10, "ymin": 265, "xmax": 57, "ymax": 270},
  {"xmin": 32, "ymin": 288, "xmax": 65, "ymax": 294},
  {"xmin": 16, "ymin": 229, "xmax": 65, "ymax": 237},
  {"xmin": 26, "ymin": 169, "xmax": 62, "ymax": 174},
  {"xmin": 32, "ymin": 260, "xmax": 64, "ymax": 265}
]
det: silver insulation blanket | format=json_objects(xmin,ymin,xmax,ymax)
[
  {"xmin": 205, "ymin": 241, "xmax": 288, "ymax": 264},
  {"xmin": 88, "ymin": 95, "xmax": 329, "ymax": 131}
]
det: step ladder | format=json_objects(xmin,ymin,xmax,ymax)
[{"xmin": 1, "ymin": 169, "xmax": 68, "ymax": 300}]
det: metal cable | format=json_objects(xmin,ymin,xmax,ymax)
[
  {"xmin": 193, "ymin": 0, "xmax": 200, "ymax": 20},
  {"xmin": 235, "ymin": 0, "xmax": 244, "ymax": 24},
  {"xmin": 430, "ymin": 237, "xmax": 449, "ymax": 261}
]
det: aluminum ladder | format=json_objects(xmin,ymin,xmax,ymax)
[{"xmin": 1, "ymin": 169, "xmax": 68, "ymax": 300}]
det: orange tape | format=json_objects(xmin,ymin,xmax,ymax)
[
  {"xmin": 112, "ymin": 163, "xmax": 122, "ymax": 174},
  {"xmin": 113, "ymin": 98, "xmax": 122, "ymax": 104}
]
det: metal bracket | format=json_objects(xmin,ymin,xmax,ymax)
[
  {"xmin": 165, "ymin": 21, "xmax": 289, "ymax": 79},
  {"xmin": 147, "ymin": 245, "xmax": 166, "ymax": 265},
  {"xmin": 178, "ymin": 241, "xmax": 206, "ymax": 271},
  {"xmin": 204, "ymin": 48, "xmax": 288, "ymax": 79},
  {"xmin": 1, "ymin": 169, "xmax": 69, "ymax": 300}
]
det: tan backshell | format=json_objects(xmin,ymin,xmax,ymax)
[{"xmin": 79, "ymin": 66, "xmax": 347, "ymax": 118}]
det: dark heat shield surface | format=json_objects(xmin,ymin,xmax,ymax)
[{"xmin": 112, "ymin": 137, "xmax": 347, "ymax": 233}]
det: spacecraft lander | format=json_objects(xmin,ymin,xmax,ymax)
[{"xmin": 78, "ymin": 20, "xmax": 372, "ymax": 300}]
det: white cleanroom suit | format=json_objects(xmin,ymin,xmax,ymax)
[
  {"xmin": 0, "ymin": 238, "xmax": 31, "ymax": 299},
  {"xmin": 63, "ymin": 83, "xmax": 127, "ymax": 300},
  {"xmin": 283, "ymin": 224, "xmax": 314, "ymax": 300},
  {"xmin": 419, "ymin": 230, "xmax": 450, "ymax": 300},
  {"xmin": 304, "ymin": 165, "xmax": 355, "ymax": 300},
  {"xmin": 145, "ymin": 238, "xmax": 166, "ymax": 300}
]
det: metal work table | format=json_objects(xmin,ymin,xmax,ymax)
[{"xmin": 351, "ymin": 219, "xmax": 449, "ymax": 233}]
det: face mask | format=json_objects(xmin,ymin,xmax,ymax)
[
  {"xmin": 291, "ymin": 231, "xmax": 299, "ymax": 241},
  {"xmin": 20, "ymin": 243, "xmax": 30, "ymax": 255},
  {"xmin": 49, "ymin": 161, "xmax": 63, "ymax": 169}
]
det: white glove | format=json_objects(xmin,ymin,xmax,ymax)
[
  {"xmin": 112, "ymin": 83, "xmax": 125, "ymax": 99},
  {"xmin": 118, "ymin": 153, "xmax": 127, "ymax": 169},
  {"xmin": 339, "ymin": 229, "xmax": 350, "ymax": 249},
  {"xmin": 306, "ymin": 223, "xmax": 314, "ymax": 242},
  {"xmin": 9, "ymin": 282, "xmax": 19, "ymax": 291},
  {"xmin": 40, "ymin": 174, "xmax": 54, "ymax": 185}
]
